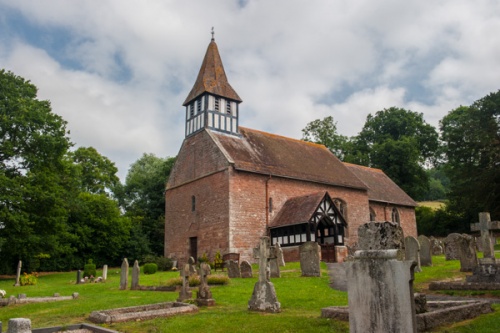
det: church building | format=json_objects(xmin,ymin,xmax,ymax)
[{"xmin": 164, "ymin": 36, "xmax": 417, "ymax": 265}]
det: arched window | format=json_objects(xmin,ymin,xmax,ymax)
[
  {"xmin": 191, "ymin": 195, "xmax": 196, "ymax": 212},
  {"xmin": 369, "ymin": 207, "xmax": 376, "ymax": 221},
  {"xmin": 333, "ymin": 198, "xmax": 347, "ymax": 219},
  {"xmin": 391, "ymin": 208, "xmax": 400, "ymax": 224}
]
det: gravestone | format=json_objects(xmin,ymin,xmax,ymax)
[
  {"xmin": 444, "ymin": 233, "xmax": 463, "ymax": 260},
  {"xmin": 269, "ymin": 257, "xmax": 280, "ymax": 278},
  {"xmin": 248, "ymin": 237, "xmax": 281, "ymax": 313},
  {"xmin": 299, "ymin": 242, "xmax": 321, "ymax": 277},
  {"xmin": 457, "ymin": 234, "xmax": 478, "ymax": 272},
  {"xmin": 227, "ymin": 260, "xmax": 241, "ymax": 278},
  {"xmin": 7, "ymin": 318, "xmax": 31, "ymax": 333},
  {"xmin": 346, "ymin": 222, "xmax": 417, "ymax": 333},
  {"xmin": 196, "ymin": 262, "xmax": 215, "ymax": 306},
  {"xmin": 177, "ymin": 263, "xmax": 192, "ymax": 302},
  {"xmin": 120, "ymin": 258, "xmax": 129, "ymax": 290},
  {"xmin": 76, "ymin": 270, "xmax": 82, "ymax": 284},
  {"xmin": 240, "ymin": 260, "xmax": 253, "ymax": 278},
  {"xmin": 131, "ymin": 260, "xmax": 140, "ymax": 290},
  {"xmin": 418, "ymin": 235, "xmax": 432, "ymax": 266},
  {"xmin": 276, "ymin": 242, "xmax": 285, "ymax": 266},
  {"xmin": 14, "ymin": 261, "xmax": 22, "ymax": 287},
  {"xmin": 405, "ymin": 236, "xmax": 422, "ymax": 272},
  {"xmin": 188, "ymin": 257, "xmax": 197, "ymax": 276},
  {"xmin": 102, "ymin": 264, "xmax": 108, "ymax": 281},
  {"xmin": 430, "ymin": 237, "xmax": 443, "ymax": 255}
]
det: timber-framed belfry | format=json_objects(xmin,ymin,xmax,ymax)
[{"xmin": 164, "ymin": 35, "xmax": 418, "ymax": 266}]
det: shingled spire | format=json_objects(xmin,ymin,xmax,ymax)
[{"xmin": 183, "ymin": 33, "xmax": 242, "ymax": 137}]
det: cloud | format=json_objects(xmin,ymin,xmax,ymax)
[{"xmin": 1, "ymin": 0, "xmax": 499, "ymax": 180}]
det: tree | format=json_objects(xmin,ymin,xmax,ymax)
[
  {"xmin": 352, "ymin": 107, "xmax": 439, "ymax": 200},
  {"xmin": 0, "ymin": 69, "xmax": 73, "ymax": 273},
  {"xmin": 301, "ymin": 116, "xmax": 348, "ymax": 158},
  {"xmin": 122, "ymin": 154, "xmax": 176, "ymax": 256},
  {"xmin": 440, "ymin": 90, "xmax": 500, "ymax": 224}
]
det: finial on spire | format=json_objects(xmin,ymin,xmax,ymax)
[{"xmin": 211, "ymin": 27, "xmax": 215, "ymax": 41}]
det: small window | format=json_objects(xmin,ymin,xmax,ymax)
[
  {"xmin": 226, "ymin": 100, "xmax": 231, "ymax": 114},
  {"xmin": 391, "ymin": 208, "xmax": 400, "ymax": 224},
  {"xmin": 191, "ymin": 195, "xmax": 196, "ymax": 212},
  {"xmin": 197, "ymin": 98, "xmax": 202, "ymax": 113},
  {"xmin": 189, "ymin": 104, "xmax": 194, "ymax": 117},
  {"xmin": 214, "ymin": 97, "xmax": 220, "ymax": 112}
]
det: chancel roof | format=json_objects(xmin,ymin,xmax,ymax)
[
  {"xmin": 209, "ymin": 127, "xmax": 367, "ymax": 190},
  {"xmin": 183, "ymin": 38, "xmax": 242, "ymax": 106},
  {"xmin": 344, "ymin": 163, "xmax": 417, "ymax": 207}
]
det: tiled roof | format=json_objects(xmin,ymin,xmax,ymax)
[
  {"xmin": 344, "ymin": 163, "xmax": 417, "ymax": 207},
  {"xmin": 183, "ymin": 39, "xmax": 242, "ymax": 106},
  {"xmin": 270, "ymin": 192, "xmax": 326, "ymax": 228},
  {"xmin": 209, "ymin": 127, "xmax": 368, "ymax": 190}
]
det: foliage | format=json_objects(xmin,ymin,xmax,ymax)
[
  {"xmin": 416, "ymin": 205, "xmax": 467, "ymax": 236},
  {"xmin": 143, "ymin": 263, "xmax": 158, "ymax": 275},
  {"xmin": 121, "ymin": 154, "xmax": 176, "ymax": 256},
  {"xmin": 141, "ymin": 255, "xmax": 173, "ymax": 271},
  {"xmin": 164, "ymin": 274, "xmax": 229, "ymax": 287},
  {"xmin": 19, "ymin": 272, "xmax": 39, "ymax": 286},
  {"xmin": 440, "ymin": 90, "xmax": 500, "ymax": 222},
  {"xmin": 83, "ymin": 259, "xmax": 96, "ymax": 278},
  {"xmin": 302, "ymin": 116, "xmax": 348, "ymax": 158},
  {"xmin": 198, "ymin": 252, "xmax": 209, "ymax": 264}
]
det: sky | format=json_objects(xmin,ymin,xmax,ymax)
[{"xmin": 1, "ymin": 1, "xmax": 499, "ymax": 181}]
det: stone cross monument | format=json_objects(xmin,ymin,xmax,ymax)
[
  {"xmin": 248, "ymin": 237, "xmax": 281, "ymax": 313},
  {"xmin": 471, "ymin": 212, "xmax": 500, "ymax": 262}
]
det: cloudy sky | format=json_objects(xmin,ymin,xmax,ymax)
[{"xmin": 1, "ymin": 1, "xmax": 499, "ymax": 180}]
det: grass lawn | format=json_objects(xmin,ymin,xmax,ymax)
[{"xmin": 0, "ymin": 259, "xmax": 499, "ymax": 332}]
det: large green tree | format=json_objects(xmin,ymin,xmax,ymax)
[
  {"xmin": 351, "ymin": 107, "xmax": 439, "ymax": 199},
  {"xmin": 122, "ymin": 154, "xmax": 176, "ymax": 257},
  {"xmin": 0, "ymin": 69, "xmax": 73, "ymax": 273},
  {"xmin": 301, "ymin": 116, "xmax": 348, "ymax": 158},
  {"xmin": 440, "ymin": 90, "xmax": 500, "ymax": 224}
]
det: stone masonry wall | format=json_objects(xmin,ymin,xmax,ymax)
[{"xmin": 369, "ymin": 202, "xmax": 417, "ymax": 239}]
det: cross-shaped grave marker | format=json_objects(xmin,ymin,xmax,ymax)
[
  {"xmin": 471, "ymin": 212, "xmax": 500, "ymax": 261},
  {"xmin": 253, "ymin": 237, "xmax": 277, "ymax": 283}
]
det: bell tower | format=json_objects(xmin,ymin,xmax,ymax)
[{"xmin": 183, "ymin": 30, "xmax": 242, "ymax": 137}]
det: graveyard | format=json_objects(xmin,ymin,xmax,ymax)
[{"xmin": 1, "ymin": 250, "xmax": 500, "ymax": 332}]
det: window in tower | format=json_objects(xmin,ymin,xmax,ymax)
[
  {"xmin": 215, "ymin": 97, "xmax": 220, "ymax": 112},
  {"xmin": 226, "ymin": 100, "xmax": 231, "ymax": 114},
  {"xmin": 190, "ymin": 103, "xmax": 194, "ymax": 117},
  {"xmin": 197, "ymin": 98, "xmax": 202, "ymax": 113}
]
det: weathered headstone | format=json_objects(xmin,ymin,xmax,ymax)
[
  {"xmin": 430, "ymin": 237, "xmax": 443, "ymax": 255},
  {"xmin": 227, "ymin": 260, "xmax": 241, "ymax": 278},
  {"xmin": 14, "ymin": 261, "xmax": 22, "ymax": 287},
  {"xmin": 457, "ymin": 234, "xmax": 478, "ymax": 272},
  {"xmin": 248, "ymin": 237, "xmax": 281, "ymax": 313},
  {"xmin": 275, "ymin": 242, "xmax": 285, "ymax": 267},
  {"xmin": 418, "ymin": 235, "xmax": 432, "ymax": 266},
  {"xmin": 177, "ymin": 263, "xmax": 193, "ymax": 302},
  {"xmin": 269, "ymin": 257, "xmax": 280, "ymax": 278},
  {"xmin": 240, "ymin": 260, "xmax": 253, "ymax": 278},
  {"xmin": 405, "ymin": 236, "xmax": 422, "ymax": 272},
  {"xmin": 7, "ymin": 318, "xmax": 31, "ymax": 333},
  {"xmin": 120, "ymin": 258, "xmax": 129, "ymax": 290},
  {"xmin": 299, "ymin": 241, "xmax": 321, "ymax": 277},
  {"xmin": 196, "ymin": 262, "xmax": 215, "ymax": 306},
  {"xmin": 131, "ymin": 260, "xmax": 140, "ymax": 290},
  {"xmin": 346, "ymin": 222, "xmax": 417, "ymax": 333},
  {"xmin": 444, "ymin": 233, "xmax": 463, "ymax": 260},
  {"xmin": 188, "ymin": 257, "xmax": 197, "ymax": 276},
  {"xmin": 102, "ymin": 264, "xmax": 108, "ymax": 281},
  {"xmin": 76, "ymin": 270, "xmax": 82, "ymax": 284}
]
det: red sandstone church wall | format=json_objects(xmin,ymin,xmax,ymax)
[
  {"xmin": 369, "ymin": 202, "xmax": 417, "ymax": 238},
  {"xmin": 165, "ymin": 170, "xmax": 231, "ymax": 266}
]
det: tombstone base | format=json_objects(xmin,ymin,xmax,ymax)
[
  {"xmin": 465, "ymin": 262, "xmax": 500, "ymax": 283},
  {"xmin": 177, "ymin": 290, "xmax": 193, "ymax": 302},
  {"xmin": 248, "ymin": 281, "xmax": 281, "ymax": 313},
  {"xmin": 195, "ymin": 298, "xmax": 215, "ymax": 306}
]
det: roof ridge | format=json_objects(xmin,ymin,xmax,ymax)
[
  {"xmin": 343, "ymin": 162, "xmax": 383, "ymax": 173},
  {"xmin": 239, "ymin": 127, "xmax": 329, "ymax": 150}
]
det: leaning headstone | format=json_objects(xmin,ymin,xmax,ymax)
[
  {"xmin": 405, "ymin": 236, "xmax": 422, "ymax": 272},
  {"xmin": 418, "ymin": 235, "xmax": 433, "ymax": 266},
  {"xmin": 102, "ymin": 265, "xmax": 108, "ymax": 281},
  {"xmin": 119, "ymin": 258, "xmax": 129, "ymax": 290},
  {"xmin": 299, "ymin": 241, "xmax": 321, "ymax": 277},
  {"xmin": 131, "ymin": 260, "xmax": 140, "ymax": 290},
  {"xmin": 196, "ymin": 262, "xmax": 215, "ymax": 306},
  {"xmin": 275, "ymin": 242, "xmax": 285, "ymax": 266},
  {"xmin": 444, "ymin": 233, "xmax": 463, "ymax": 260},
  {"xmin": 7, "ymin": 318, "xmax": 31, "ymax": 333},
  {"xmin": 269, "ymin": 257, "xmax": 280, "ymax": 278},
  {"xmin": 14, "ymin": 261, "xmax": 22, "ymax": 287},
  {"xmin": 240, "ymin": 260, "xmax": 253, "ymax": 278},
  {"xmin": 346, "ymin": 222, "xmax": 417, "ymax": 333},
  {"xmin": 227, "ymin": 260, "xmax": 241, "ymax": 278},
  {"xmin": 248, "ymin": 237, "xmax": 281, "ymax": 313},
  {"xmin": 177, "ymin": 263, "xmax": 193, "ymax": 302}
]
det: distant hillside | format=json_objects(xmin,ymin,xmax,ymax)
[{"xmin": 417, "ymin": 201, "xmax": 446, "ymax": 210}]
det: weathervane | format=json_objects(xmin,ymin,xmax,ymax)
[{"xmin": 211, "ymin": 27, "xmax": 214, "ymax": 40}]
